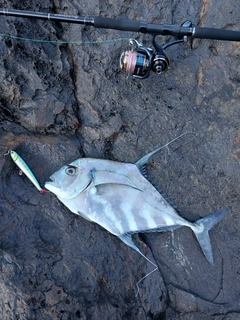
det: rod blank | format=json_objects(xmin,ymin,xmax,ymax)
[
  {"xmin": 1, "ymin": 8, "xmax": 240, "ymax": 41},
  {"xmin": 0, "ymin": 8, "xmax": 94, "ymax": 25}
]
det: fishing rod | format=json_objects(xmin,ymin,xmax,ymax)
[{"xmin": 1, "ymin": 8, "xmax": 240, "ymax": 79}]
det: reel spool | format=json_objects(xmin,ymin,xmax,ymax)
[{"xmin": 120, "ymin": 40, "xmax": 153, "ymax": 79}]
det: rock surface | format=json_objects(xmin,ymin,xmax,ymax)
[{"xmin": 0, "ymin": 0, "xmax": 239, "ymax": 319}]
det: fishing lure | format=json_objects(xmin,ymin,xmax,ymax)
[{"xmin": 8, "ymin": 149, "xmax": 46, "ymax": 193}]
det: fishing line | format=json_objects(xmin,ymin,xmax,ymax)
[{"xmin": 0, "ymin": 32, "xmax": 129, "ymax": 45}]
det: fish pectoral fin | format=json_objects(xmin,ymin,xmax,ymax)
[
  {"xmin": 94, "ymin": 183, "xmax": 143, "ymax": 193},
  {"xmin": 92, "ymin": 170, "xmax": 142, "ymax": 191}
]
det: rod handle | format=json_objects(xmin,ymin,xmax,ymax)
[
  {"xmin": 193, "ymin": 26, "xmax": 240, "ymax": 41},
  {"xmin": 94, "ymin": 16, "xmax": 143, "ymax": 32}
]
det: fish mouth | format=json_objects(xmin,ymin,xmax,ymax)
[
  {"xmin": 49, "ymin": 175, "xmax": 55, "ymax": 182},
  {"xmin": 44, "ymin": 175, "xmax": 59, "ymax": 190},
  {"xmin": 47, "ymin": 175, "xmax": 56, "ymax": 183}
]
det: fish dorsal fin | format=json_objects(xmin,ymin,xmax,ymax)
[
  {"xmin": 149, "ymin": 181, "xmax": 181, "ymax": 214},
  {"xmin": 136, "ymin": 151, "xmax": 181, "ymax": 214},
  {"xmin": 135, "ymin": 146, "xmax": 163, "ymax": 175},
  {"xmin": 135, "ymin": 132, "xmax": 197, "ymax": 174},
  {"xmin": 135, "ymin": 132, "xmax": 197, "ymax": 211}
]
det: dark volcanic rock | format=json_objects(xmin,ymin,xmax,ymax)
[{"xmin": 0, "ymin": 0, "xmax": 239, "ymax": 319}]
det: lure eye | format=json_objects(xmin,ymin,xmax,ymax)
[{"xmin": 65, "ymin": 166, "xmax": 78, "ymax": 176}]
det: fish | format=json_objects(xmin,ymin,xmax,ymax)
[
  {"xmin": 44, "ymin": 142, "xmax": 229, "ymax": 265},
  {"xmin": 8, "ymin": 150, "xmax": 46, "ymax": 193}
]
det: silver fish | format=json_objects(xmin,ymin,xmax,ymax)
[{"xmin": 44, "ymin": 145, "xmax": 229, "ymax": 265}]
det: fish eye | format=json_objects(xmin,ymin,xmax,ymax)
[{"xmin": 65, "ymin": 166, "xmax": 78, "ymax": 176}]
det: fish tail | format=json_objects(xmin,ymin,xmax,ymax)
[{"xmin": 192, "ymin": 209, "xmax": 230, "ymax": 265}]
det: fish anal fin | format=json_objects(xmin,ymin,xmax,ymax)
[
  {"xmin": 139, "ymin": 225, "xmax": 181, "ymax": 234},
  {"xmin": 119, "ymin": 233, "xmax": 157, "ymax": 266},
  {"xmin": 118, "ymin": 233, "xmax": 140, "ymax": 253},
  {"xmin": 119, "ymin": 233, "xmax": 158, "ymax": 298}
]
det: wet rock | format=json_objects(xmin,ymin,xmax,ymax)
[{"xmin": 0, "ymin": 0, "xmax": 240, "ymax": 319}]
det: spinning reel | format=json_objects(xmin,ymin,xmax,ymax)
[
  {"xmin": 1, "ymin": 9, "xmax": 240, "ymax": 79},
  {"xmin": 120, "ymin": 21, "xmax": 192, "ymax": 79}
]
